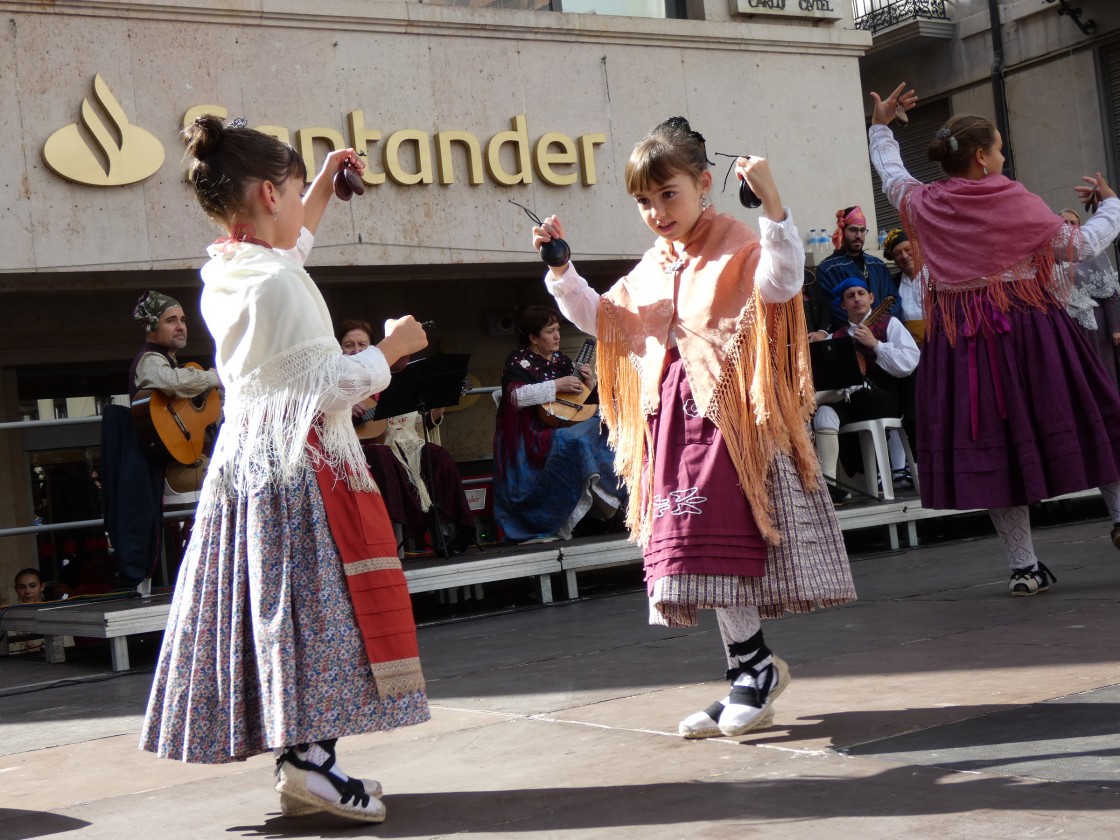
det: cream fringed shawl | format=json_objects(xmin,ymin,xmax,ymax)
[
  {"xmin": 384, "ymin": 412, "xmax": 434, "ymax": 512},
  {"xmin": 200, "ymin": 241, "xmax": 382, "ymax": 495},
  {"xmin": 596, "ymin": 209, "xmax": 818, "ymax": 547}
]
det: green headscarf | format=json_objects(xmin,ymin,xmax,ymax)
[{"xmin": 133, "ymin": 290, "xmax": 181, "ymax": 331}]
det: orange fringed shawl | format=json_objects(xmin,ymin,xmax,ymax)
[{"xmin": 596, "ymin": 208, "xmax": 819, "ymax": 547}]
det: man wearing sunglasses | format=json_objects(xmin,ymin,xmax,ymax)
[{"xmin": 811, "ymin": 205, "xmax": 902, "ymax": 333}]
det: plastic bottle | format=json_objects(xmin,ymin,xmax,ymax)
[
  {"xmin": 878, "ymin": 228, "xmax": 888, "ymax": 250},
  {"xmin": 807, "ymin": 229, "xmax": 817, "ymax": 253}
]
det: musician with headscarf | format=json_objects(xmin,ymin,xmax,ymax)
[
  {"xmin": 130, "ymin": 290, "xmax": 221, "ymax": 400},
  {"xmin": 812, "ymin": 205, "xmax": 902, "ymax": 332},
  {"xmin": 102, "ymin": 292, "xmax": 224, "ymax": 591}
]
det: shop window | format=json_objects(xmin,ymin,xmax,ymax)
[{"xmin": 433, "ymin": 0, "xmax": 687, "ymax": 19}]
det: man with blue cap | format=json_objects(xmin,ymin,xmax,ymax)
[
  {"xmin": 812, "ymin": 277, "xmax": 919, "ymax": 502},
  {"xmin": 811, "ymin": 205, "xmax": 902, "ymax": 332}
]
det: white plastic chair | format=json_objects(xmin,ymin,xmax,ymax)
[{"xmin": 837, "ymin": 417, "xmax": 919, "ymax": 501}]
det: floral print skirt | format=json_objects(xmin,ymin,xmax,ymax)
[{"xmin": 140, "ymin": 467, "xmax": 429, "ymax": 764}]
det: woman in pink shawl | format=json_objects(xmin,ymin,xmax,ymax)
[{"xmin": 869, "ymin": 83, "xmax": 1120, "ymax": 596}]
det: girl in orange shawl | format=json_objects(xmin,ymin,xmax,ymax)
[{"xmin": 531, "ymin": 117, "xmax": 854, "ymax": 739}]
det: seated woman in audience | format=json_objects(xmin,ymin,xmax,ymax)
[
  {"xmin": 340, "ymin": 319, "xmax": 476, "ymax": 555},
  {"xmin": 493, "ymin": 305, "xmax": 622, "ymax": 544}
]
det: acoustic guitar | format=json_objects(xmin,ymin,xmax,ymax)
[
  {"xmin": 352, "ymin": 397, "xmax": 388, "ymax": 441},
  {"xmin": 131, "ymin": 362, "xmax": 222, "ymax": 466},
  {"xmin": 537, "ymin": 339, "xmax": 598, "ymax": 428}
]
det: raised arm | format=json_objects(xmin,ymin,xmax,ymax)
[
  {"xmin": 544, "ymin": 262, "xmax": 601, "ymax": 336},
  {"xmin": 302, "ymin": 148, "xmax": 365, "ymax": 235},
  {"xmin": 1058, "ymin": 174, "xmax": 1120, "ymax": 259},
  {"xmin": 868, "ymin": 84, "xmax": 922, "ymax": 212},
  {"xmin": 734, "ymin": 155, "xmax": 804, "ymax": 304},
  {"xmin": 534, "ymin": 215, "xmax": 602, "ymax": 335},
  {"xmin": 754, "ymin": 211, "xmax": 805, "ymax": 304}
]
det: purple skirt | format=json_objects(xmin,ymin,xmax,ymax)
[
  {"xmin": 917, "ymin": 295, "xmax": 1120, "ymax": 509},
  {"xmin": 643, "ymin": 349, "xmax": 767, "ymax": 590}
]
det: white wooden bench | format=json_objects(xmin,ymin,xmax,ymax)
[
  {"xmin": 0, "ymin": 597, "xmax": 172, "ymax": 672},
  {"xmin": 558, "ymin": 536, "xmax": 643, "ymax": 599},
  {"xmin": 404, "ymin": 547, "xmax": 562, "ymax": 603},
  {"xmin": 4, "ymin": 489, "xmax": 1098, "ymax": 670}
]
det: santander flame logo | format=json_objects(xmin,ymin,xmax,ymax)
[{"xmin": 42, "ymin": 75, "xmax": 164, "ymax": 186}]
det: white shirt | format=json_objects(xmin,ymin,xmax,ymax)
[
  {"xmin": 897, "ymin": 271, "xmax": 925, "ymax": 321},
  {"xmin": 543, "ymin": 209, "xmax": 805, "ymax": 337}
]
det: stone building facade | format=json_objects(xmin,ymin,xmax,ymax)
[{"xmin": 0, "ymin": 0, "xmax": 871, "ymax": 596}]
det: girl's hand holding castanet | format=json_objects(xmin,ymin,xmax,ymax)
[
  {"xmin": 532, "ymin": 215, "xmax": 570, "ymax": 276},
  {"xmin": 378, "ymin": 316, "xmax": 428, "ymax": 369},
  {"xmin": 734, "ymin": 155, "xmax": 786, "ymax": 222},
  {"xmin": 1076, "ymin": 172, "xmax": 1117, "ymax": 205}
]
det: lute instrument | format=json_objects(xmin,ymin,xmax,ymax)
[
  {"xmin": 131, "ymin": 362, "xmax": 222, "ymax": 466},
  {"xmin": 537, "ymin": 339, "xmax": 598, "ymax": 428},
  {"xmin": 854, "ymin": 295, "xmax": 896, "ymax": 374}
]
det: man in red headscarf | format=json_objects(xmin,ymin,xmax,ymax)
[{"xmin": 811, "ymin": 205, "xmax": 901, "ymax": 332}]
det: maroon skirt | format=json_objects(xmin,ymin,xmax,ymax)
[
  {"xmin": 643, "ymin": 348, "xmax": 767, "ymax": 592},
  {"xmin": 918, "ymin": 295, "xmax": 1120, "ymax": 509}
]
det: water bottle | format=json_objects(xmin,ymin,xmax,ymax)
[
  {"xmin": 808, "ymin": 229, "xmax": 818, "ymax": 253},
  {"xmin": 878, "ymin": 228, "xmax": 888, "ymax": 250},
  {"xmin": 821, "ymin": 226, "xmax": 833, "ymax": 253}
]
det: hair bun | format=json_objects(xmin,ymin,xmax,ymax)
[
  {"xmin": 927, "ymin": 137, "xmax": 949, "ymax": 162},
  {"xmin": 182, "ymin": 114, "xmax": 225, "ymax": 159},
  {"xmin": 657, "ymin": 116, "xmax": 692, "ymax": 133}
]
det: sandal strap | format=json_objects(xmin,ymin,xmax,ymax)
[
  {"xmin": 701, "ymin": 700, "xmax": 726, "ymax": 722},
  {"xmin": 1035, "ymin": 562, "xmax": 1057, "ymax": 584},
  {"xmin": 725, "ymin": 659, "xmax": 778, "ymax": 708},
  {"xmin": 279, "ymin": 747, "xmax": 372, "ymax": 807}
]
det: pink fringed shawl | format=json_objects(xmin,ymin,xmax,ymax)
[{"xmin": 902, "ymin": 175, "xmax": 1076, "ymax": 345}]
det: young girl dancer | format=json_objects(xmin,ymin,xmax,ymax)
[
  {"xmin": 869, "ymin": 84, "xmax": 1120, "ymax": 595},
  {"xmin": 532, "ymin": 117, "xmax": 854, "ymax": 738},
  {"xmin": 141, "ymin": 116, "xmax": 430, "ymax": 822}
]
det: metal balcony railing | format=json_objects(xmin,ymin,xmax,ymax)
[{"xmin": 852, "ymin": 0, "xmax": 949, "ymax": 34}]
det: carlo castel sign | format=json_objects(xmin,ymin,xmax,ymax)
[
  {"xmin": 42, "ymin": 76, "xmax": 608, "ymax": 190},
  {"xmin": 731, "ymin": 0, "xmax": 843, "ymax": 21}
]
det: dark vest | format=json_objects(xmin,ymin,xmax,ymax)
[
  {"xmin": 832, "ymin": 318, "xmax": 898, "ymax": 392},
  {"xmin": 128, "ymin": 342, "xmax": 176, "ymax": 400}
]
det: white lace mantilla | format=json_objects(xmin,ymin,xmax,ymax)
[{"xmin": 210, "ymin": 336, "xmax": 376, "ymax": 495}]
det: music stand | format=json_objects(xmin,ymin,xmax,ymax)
[
  {"xmin": 373, "ymin": 354, "xmax": 471, "ymax": 558},
  {"xmin": 809, "ymin": 336, "xmax": 864, "ymax": 392}
]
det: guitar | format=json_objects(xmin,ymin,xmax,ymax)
[
  {"xmin": 131, "ymin": 362, "xmax": 222, "ymax": 466},
  {"xmin": 854, "ymin": 295, "xmax": 897, "ymax": 374},
  {"xmin": 352, "ymin": 397, "xmax": 388, "ymax": 441},
  {"xmin": 537, "ymin": 339, "xmax": 599, "ymax": 428}
]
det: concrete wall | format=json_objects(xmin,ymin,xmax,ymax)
[{"xmin": 1, "ymin": 1, "xmax": 871, "ymax": 276}]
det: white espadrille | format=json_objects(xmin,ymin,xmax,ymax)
[
  {"xmin": 718, "ymin": 655, "xmax": 790, "ymax": 737},
  {"xmin": 275, "ymin": 747, "xmax": 386, "ymax": 823},
  {"xmin": 280, "ymin": 777, "xmax": 382, "ymax": 818},
  {"xmin": 679, "ymin": 703, "xmax": 774, "ymax": 739}
]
